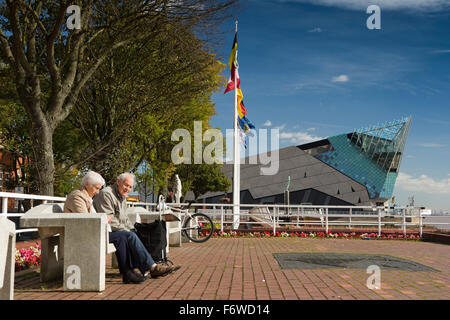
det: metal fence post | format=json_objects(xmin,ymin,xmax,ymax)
[
  {"xmin": 2, "ymin": 197, "xmax": 8, "ymax": 217},
  {"xmin": 273, "ymin": 206, "xmax": 276, "ymax": 235},
  {"xmin": 325, "ymin": 208, "xmax": 328, "ymax": 234},
  {"xmin": 402, "ymin": 208, "xmax": 406, "ymax": 236},
  {"xmin": 378, "ymin": 208, "xmax": 382, "ymax": 237},
  {"xmin": 213, "ymin": 205, "xmax": 216, "ymax": 230},
  {"xmin": 221, "ymin": 205, "xmax": 224, "ymax": 233},
  {"xmin": 349, "ymin": 207, "xmax": 352, "ymax": 229},
  {"xmin": 419, "ymin": 211, "xmax": 423, "ymax": 238}
]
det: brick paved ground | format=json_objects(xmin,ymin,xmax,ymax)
[{"xmin": 13, "ymin": 238, "xmax": 450, "ymax": 300}]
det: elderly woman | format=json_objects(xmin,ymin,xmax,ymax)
[
  {"xmin": 64, "ymin": 171, "xmax": 146, "ymax": 284},
  {"xmin": 64, "ymin": 171, "xmax": 105, "ymax": 213}
]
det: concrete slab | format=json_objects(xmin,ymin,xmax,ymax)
[{"xmin": 0, "ymin": 218, "xmax": 15, "ymax": 300}]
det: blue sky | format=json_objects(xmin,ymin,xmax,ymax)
[{"xmin": 210, "ymin": 0, "xmax": 450, "ymax": 209}]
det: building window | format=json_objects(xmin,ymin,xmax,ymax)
[{"xmin": 299, "ymin": 139, "xmax": 334, "ymax": 156}]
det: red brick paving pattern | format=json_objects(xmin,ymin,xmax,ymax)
[{"xmin": 14, "ymin": 238, "xmax": 450, "ymax": 300}]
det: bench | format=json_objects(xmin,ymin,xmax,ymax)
[
  {"xmin": 0, "ymin": 218, "xmax": 15, "ymax": 300},
  {"xmin": 20, "ymin": 204, "xmax": 114, "ymax": 291}
]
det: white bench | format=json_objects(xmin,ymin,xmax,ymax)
[
  {"xmin": 20, "ymin": 204, "xmax": 114, "ymax": 292},
  {"xmin": 0, "ymin": 218, "xmax": 15, "ymax": 300}
]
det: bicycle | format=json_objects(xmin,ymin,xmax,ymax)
[{"xmin": 157, "ymin": 195, "xmax": 215, "ymax": 243}]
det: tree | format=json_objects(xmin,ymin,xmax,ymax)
[
  {"xmin": 0, "ymin": 62, "xmax": 33, "ymax": 192},
  {"xmin": 0, "ymin": 0, "xmax": 237, "ymax": 195},
  {"xmin": 0, "ymin": 102, "xmax": 34, "ymax": 192},
  {"xmin": 177, "ymin": 163, "xmax": 231, "ymax": 201},
  {"xmin": 65, "ymin": 22, "xmax": 224, "ymax": 182}
]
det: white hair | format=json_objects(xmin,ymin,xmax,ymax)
[
  {"xmin": 117, "ymin": 172, "xmax": 135, "ymax": 183},
  {"xmin": 81, "ymin": 171, "xmax": 105, "ymax": 187}
]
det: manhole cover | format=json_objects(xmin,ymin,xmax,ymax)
[{"xmin": 273, "ymin": 253, "xmax": 439, "ymax": 272}]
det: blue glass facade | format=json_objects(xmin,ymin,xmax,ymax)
[
  {"xmin": 315, "ymin": 134, "xmax": 397, "ymax": 199},
  {"xmin": 314, "ymin": 118, "xmax": 411, "ymax": 200}
]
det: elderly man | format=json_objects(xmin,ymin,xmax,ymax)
[
  {"xmin": 93, "ymin": 172, "xmax": 176, "ymax": 279},
  {"xmin": 64, "ymin": 171, "xmax": 146, "ymax": 284}
]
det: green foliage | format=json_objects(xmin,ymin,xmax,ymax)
[
  {"xmin": 0, "ymin": 0, "xmax": 237, "ymax": 195},
  {"xmin": 0, "ymin": 2, "xmax": 236, "ymax": 196},
  {"xmin": 69, "ymin": 22, "xmax": 227, "ymax": 191},
  {"xmin": 0, "ymin": 101, "xmax": 34, "ymax": 192},
  {"xmin": 176, "ymin": 162, "xmax": 231, "ymax": 200}
]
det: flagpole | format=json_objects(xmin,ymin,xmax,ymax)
[{"xmin": 233, "ymin": 20, "xmax": 240, "ymax": 229}]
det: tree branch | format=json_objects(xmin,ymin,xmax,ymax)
[
  {"xmin": 7, "ymin": 0, "xmax": 34, "ymax": 75},
  {"xmin": 45, "ymin": 3, "xmax": 68, "ymax": 114},
  {"xmin": 16, "ymin": 0, "xmax": 48, "ymax": 37},
  {"xmin": 0, "ymin": 29, "xmax": 16, "ymax": 67}
]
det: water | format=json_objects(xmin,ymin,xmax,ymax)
[{"xmin": 423, "ymin": 216, "xmax": 450, "ymax": 231}]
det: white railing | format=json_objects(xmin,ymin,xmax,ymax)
[
  {"xmin": 128, "ymin": 201, "xmax": 450, "ymax": 237},
  {"xmin": 0, "ymin": 191, "xmax": 66, "ymax": 234},
  {"xmin": 2, "ymin": 191, "xmax": 449, "ymax": 238}
]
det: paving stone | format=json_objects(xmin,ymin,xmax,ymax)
[{"xmin": 13, "ymin": 238, "xmax": 450, "ymax": 300}]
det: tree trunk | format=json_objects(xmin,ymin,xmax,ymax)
[
  {"xmin": 29, "ymin": 121, "xmax": 55, "ymax": 196},
  {"xmin": 163, "ymin": 169, "xmax": 169, "ymax": 199}
]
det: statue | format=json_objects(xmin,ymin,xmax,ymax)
[{"xmin": 172, "ymin": 174, "xmax": 182, "ymax": 203}]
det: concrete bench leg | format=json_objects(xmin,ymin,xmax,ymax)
[
  {"xmin": 0, "ymin": 219, "xmax": 15, "ymax": 300},
  {"xmin": 63, "ymin": 219, "xmax": 106, "ymax": 291},
  {"xmin": 40, "ymin": 235, "xmax": 64, "ymax": 282},
  {"xmin": 168, "ymin": 221, "xmax": 182, "ymax": 247}
]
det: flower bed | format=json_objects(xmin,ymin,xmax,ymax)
[
  {"xmin": 15, "ymin": 244, "xmax": 41, "ymax": 272},
  {"xmin": 205, "ymin": 230, "xmax": 420, "ymax": 240}
]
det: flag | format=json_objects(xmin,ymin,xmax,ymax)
[
  {"xmin": 241, "ymin": 115, "xmax": 255, "ymax": 129},
  {"xmin": 238, "ymin": 119, "xmax": 248, "ymax": 149},
  {"xmin": 224, "ymin": 32, "xmax": 237, "ymax": 93},
  {"xmin": 238, "ymin": 116, "xmax": 255, "ymax": 137},
  {"xmin": 235, "ymin": 69, "xmax": 247, "ymax": 118},
  {"xmin": 225, "ymin": 29, "xmax": 256, "ymax": 147}
]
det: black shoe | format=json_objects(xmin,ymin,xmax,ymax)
[
  {"xmin": 171, "ymin": 265, "xmax": 182, "ymax": 273},
  {"xmin": 123, "ymin": 270, "xmax": 146, "ymax": 284}
]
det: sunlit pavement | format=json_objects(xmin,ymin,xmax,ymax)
[{"xmin": 14, "ymin": 237, "xmax": 450, "ymax": 300}]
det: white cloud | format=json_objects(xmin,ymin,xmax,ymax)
[
  {"xmin": 287, "ymin": 0, "xmax": 450, "ymax": 12},
  {"xmin": 433, "ymin": 49, "xmax": 450, "ymax": 53},
  {"xmin": 279, "ymin": 130, "xmax": 324, "ymax": 145},
  {"xmin": 418, "ymin": 143, "xmax": 445, "ymax": 148},
  {"xmin": 308, "ymin": 27, "xmax": 322, "ymax": 33},
  {"xmin": 332, "ymin": 74, "xmax": 349, "ymax": 83},
  {"xmin": 263, "ymin": 120, "xmax": 272, "ymax": 127},
  {"xmin": 306, "ymin": 127, "xmax": 316, "ymax": 131},
  {"xmin": 396, "ymin": 172, "xmax": 450, "ymax": 195}
]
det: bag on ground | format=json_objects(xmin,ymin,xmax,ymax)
[{"xmin": 134, "ymin": 220, "xmax": 170, "ymax": 264}]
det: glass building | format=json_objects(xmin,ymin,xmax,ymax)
[{"xmin": 200, "ymin": 117, "xmax": 411, "ymax": 206}]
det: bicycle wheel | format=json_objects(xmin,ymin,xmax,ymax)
[{"xmin": 182, "ymin": 213, "xmax": 214, "ymax": 243}]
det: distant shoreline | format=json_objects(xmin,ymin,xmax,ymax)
[{"xmin": 423, "ymin": 216, "xmax": 450, "ymax": 231}]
